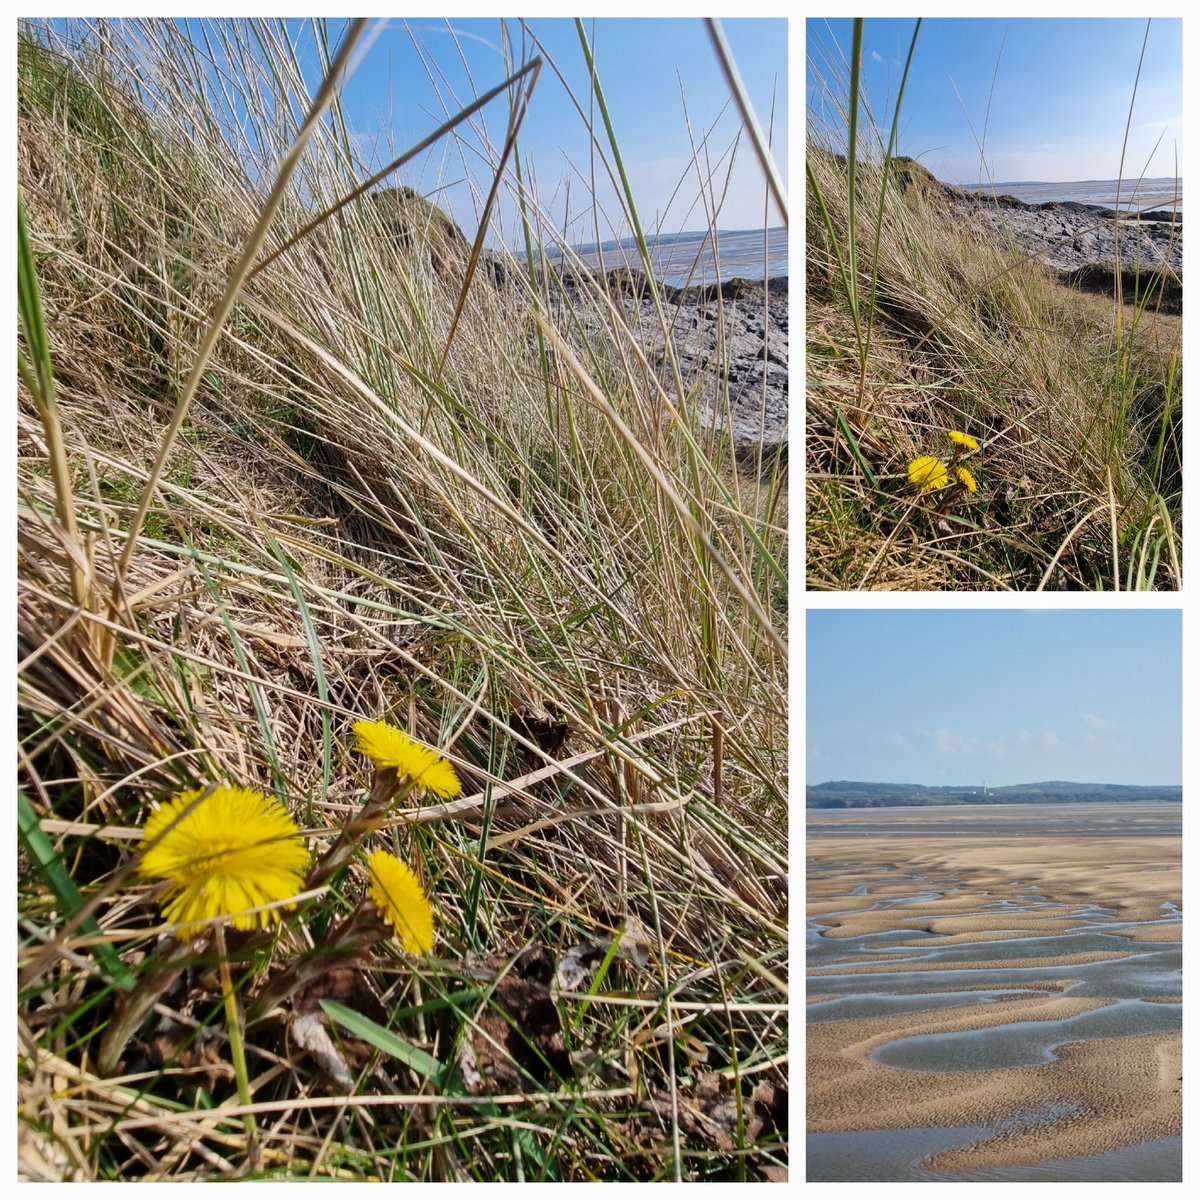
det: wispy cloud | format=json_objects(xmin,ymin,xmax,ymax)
[
  {"xmin": 930, "ymin": 728, "xmax": 970, "ymax": 757},
  {"xmin": 1133, "ymin": 115, "xmax": 1182, "ymax": 132},
  {"xmin": 880, "ymin": 720, "xmax": 1119, "ymax": 766},
  {"xmin": 870, "ymin": 49, "xmax": 883, "ymax": 63},
  {"xmin": 924, "ymin": 728, "xmax": 1008, "ymax": 758}
]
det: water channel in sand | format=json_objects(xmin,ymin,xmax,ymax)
[
  {"xmin": 873, "ymin": 997, "xmax": 1180, "ymax": 1071},
  {"xmin": 806, "ymin": 803, "xmax": 1182, "ymax": 1182},
  {"xmin": 807, "ymin": 1127, "xmax": 1182, "ymax": 1183}
]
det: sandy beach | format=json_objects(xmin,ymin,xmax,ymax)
[{"xmin": 807, "ymin": 805, "xmax": 1182, "ymax": 1176}]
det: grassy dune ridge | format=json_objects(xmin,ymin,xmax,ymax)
[
  {"xmin": 806, "ymin": 24, "xmax": 1181, "ymax": 591},
  {"xmin": 17, "ymin": 19, "xmax": 786, "ymax": 1181}
]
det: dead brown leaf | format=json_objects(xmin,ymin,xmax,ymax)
[{"xmin": 461, "ymin": 946, "xmax": 569, "ymax": 1094}]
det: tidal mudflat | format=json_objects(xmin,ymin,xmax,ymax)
[{"xmin": 807, "ymin": 803, "xmax": 1181, "ymax": 1182}]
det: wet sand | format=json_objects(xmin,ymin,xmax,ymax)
[{"xmin": 807, "ymin": 804, "xmax": 1182, "ymax": 1177}]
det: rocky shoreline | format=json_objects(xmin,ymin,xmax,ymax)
[
  {"xmin": 950, "ymin": 192, "xmax": 1182, "ymax": 308},
  {"xmin": 555, "ymin": 271, "xmax": 788, "ymax": 463},
  {"xmin": 368, "ymin": 189, "xmax": 788, "ymax": 461},
  {"xmin": 948, "ymin": 192, "xmax": 1181, "ymax": 275},
  {"xmin": 880, "ymin": 158, "xmax": 1183, "ymax": 310}
]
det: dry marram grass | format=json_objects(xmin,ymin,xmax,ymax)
[{"xmin": 17, "ymin": 19, "xmax": 787, "ymax": 1182}]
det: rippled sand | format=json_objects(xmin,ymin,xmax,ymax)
[{"xmin": 807, "ymin": 805, "xmax": 1182, "ymax": 1177}]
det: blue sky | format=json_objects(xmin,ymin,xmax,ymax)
[
  {"xmin": 807, "ymin": 17, "xmax": 1181, "ymax": 186},
  {"xmin": 807, "ymin": 610, "xmax": 1182, "ymax": 787},
  {"xmin": 285, "ymin": 18, "xmax": 786, "ymax": 245}
]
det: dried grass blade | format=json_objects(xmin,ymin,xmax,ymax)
[{"xmin": 112, "ymin": 19, "xmax": 368, "ymax": 598}]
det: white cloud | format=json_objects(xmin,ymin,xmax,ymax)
[
  {"xmin": 1134, "ymin": 116, "xmax": 1182, "ymax": 132},
  {"xmin": 870, "ymin": 49, "xmax": 883, "ymax": 63},
  {"xmin": 885, "ymin": 732, "xmax": 911, "ymax": 749},
  {"xmin": 1084, "ymin": 713, "xmax": 1120, "ymax": 732},
  {"xmin": 931, "ymin": 727, "xmax": 970, "ymax": 757},
  {"xmin": 1015, "ymin": 728, "xmax": 1034, "ymax": 744},
  {"xmin": 924, "ymin": 728, "xmax": 1007, "ymax": 758},
  {"xmin": 1042, "ymin": 731, "xmax": 1060, "ymax": 749}
]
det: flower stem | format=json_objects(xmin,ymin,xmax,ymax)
[
  {"xmin": 215, "ymin": 925, "xmax": 258, "ymax": 1166},
  {"xmin": 96, "ymin": 939, "xmax": 193, "ymax": 1076},
  {"xmin": 244, "ymin": 904, "xmax": 387, "ymax": 1025},
  {"xmin": 308, "ymin": 771, "xmax": 415, "ymax": 891}
]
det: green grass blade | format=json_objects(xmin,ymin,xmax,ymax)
[
  {"xmin": 18, "ymin": 191, "xmax": 85, "ymax": 606},
  {"xmin": 18, "ymin": 789, "xmax": 135, "ymax": 990},
  {"xmin": 845, "ymin": 19, "xmax": 864, "ymax": 331},
  {"xmin": 260, "ymin": 527, "xmax": 331, "ymax": 822},
  {"xmin": 835, "ymin": 408, "xmax": 879, "ymax": 489},
  {"xmin": 865, "ymin": 20, "xmax": 922, "ymax": 350},
  {"xmin": 805, "ymin": 158, "xmax": 862, "ymax": 350},
  {"xmin": 193, "ymin": 558, "xmax": 289, "ymax": 800},
  {"xmin": 320, "ymin": 998, "xmax": 452, "ymax": 1089}
]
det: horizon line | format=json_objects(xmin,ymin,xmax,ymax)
[
  {"xmin": 953, "ymin": 176, "xmax": 1182, "ymax": 187},
  {"xmin": 808, "ymin": 778, "xmax": 1181, "ymax": 789}
]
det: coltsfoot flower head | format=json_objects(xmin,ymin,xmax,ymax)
[
  {"xmin": 948, "ymin": 430, "xmax": 980, "ymax": 451},
  {"xmin": 353, "ymin": 719, "xmax": 461, "ymax": 799},
  {"xmin": 138, "ymin": 785, "xmax": 308, "ymax": 939},
  {"xmin": 367, "ymin": 851, "xmax": 434, "ymax": 954},
  {"xmin": 907, "ymin": 456, "xmax": 949, "ymax": 494},
  {"xmin": 957, "ymin": 466, "xmax": 978, "ymax": 493}
]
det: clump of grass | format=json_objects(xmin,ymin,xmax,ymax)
[
  {"xmin": 806, "ymin": 18, "xmax": 1181, "ymax": 591},
  {"xmin": 17, "ymin": 18, "xmax": 786, "ymax": 1182}
]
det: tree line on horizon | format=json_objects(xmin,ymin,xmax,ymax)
[{"xmin": 806, "ymin": 780, "xmax": 1182, "ymax": 808}]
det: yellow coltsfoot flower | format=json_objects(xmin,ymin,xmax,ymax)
[
  {"xmin": 948, "ymin": 430, "xmax": 980, "ymax": 451},
  {"xmin": 907, "ymin": 455, "xmax": 949, "ymax": 494},
  {"xmin": 138, "ymin": 785, "xmax": 308, "ymax": 938},
  {"xmin": 957, "ymin": 466, "xmax": 978, "ymax": 493},
  {"xmin": 353, "ymin": 719, "xmax": 461, "ymax": 799},
  {"xmin": 366, "ymin": 851, "xmax": 435, "ymax": 954}
]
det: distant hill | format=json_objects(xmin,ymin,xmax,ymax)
[{"xmin": 806, "ymin": 780, "xmax": 1182, "ymax": 808}]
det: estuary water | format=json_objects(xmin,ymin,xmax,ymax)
[
  {"xmin": 873, "ymin": 999, "xmax": 1180, "ymax": 1072},
  {"xmin": 808, "ymin": 1127, "xmax": 1182, "ymax": 1183},
  {"xmin": 536, "ymin": 226, "xmax": 787, "ymax": 288},
  {"xmin": 956, "ymin": 176, "xmax": 1181, "ymax": 212},
  {"xmin": 807, "ymin": 801, "xmax": 1182, "ymax": 839}
]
